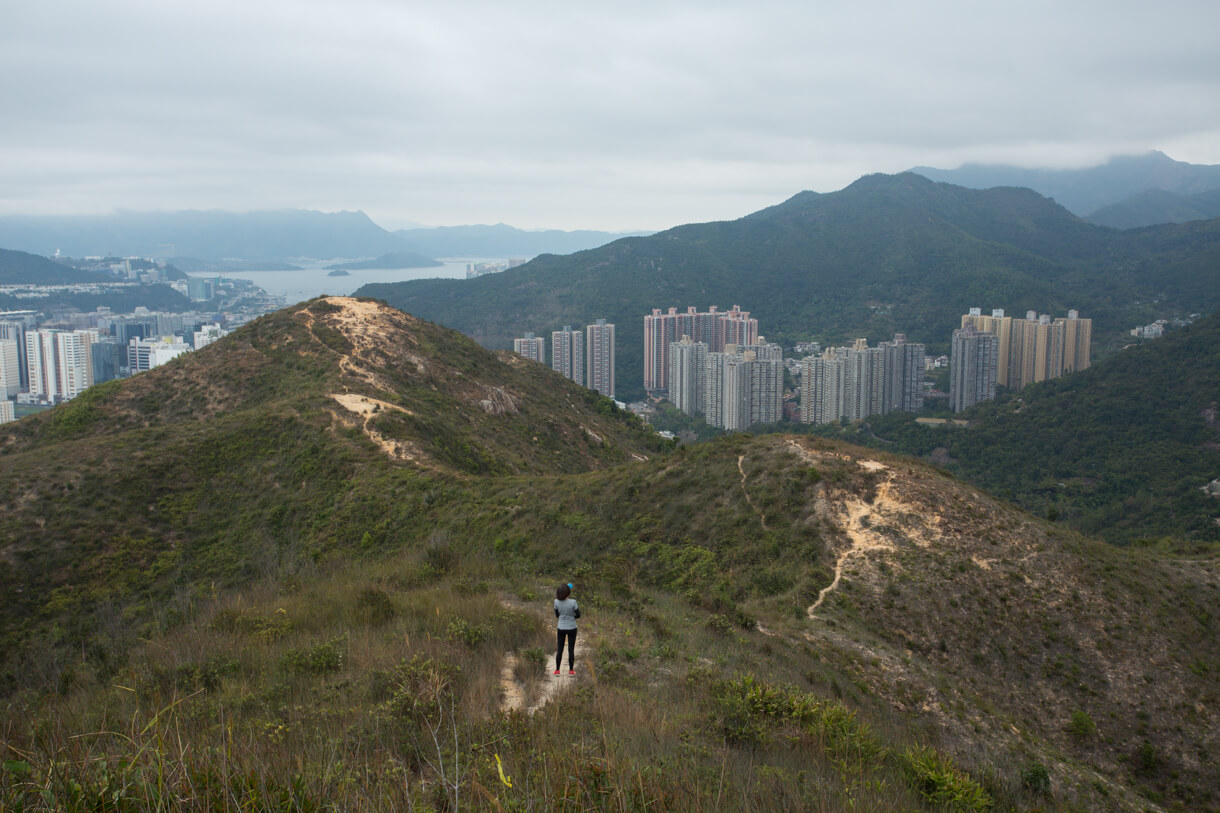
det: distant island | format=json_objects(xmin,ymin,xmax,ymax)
[
  {"xmin": 324, "ymin": 251, "xmax": 441, "ymax": 271},
  {"xmin": 326, "ymin": 269, "xmax": 351, "ymax": 277}
]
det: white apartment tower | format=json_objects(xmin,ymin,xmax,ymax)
[
  {"xmin": 881, "ymin": 333, "xmax": 925, "ymax": 414},
  {"xmin": 513, "ymin": 332, "xmax": 545, "ymax": 363},
  {"xmin": 950, "ymin": 325, "xmax": 998, "ymax": 412},
  {"xmin": 703, "ymin": 340, "xmax": 783, "ymax": 430},
  {"xmin": 801, "ymin": 351, "xmax": 846, "ymax": 425},
  {"xmin": 26, "ymin": 329, "xmax": 96, "ymax": 403},
  {"xmin": 668, "ymin": 335, "xmax": 708, "ymax": 415},
  {"xmin": 0, "ymin": 338, "xmax": 19, "ymax": 398},
  {"xmin": 586, "ymin": 319, "xmax": 615, "ymax": 397},
  {"xmin": 551, "ymin": 325, "xmax": 585, "ymax": 385}
]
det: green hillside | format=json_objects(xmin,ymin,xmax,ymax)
[
  {"xmin": 356, "ymin": 173, "xmax": 1220, "ymax": 401},
  {"xmin": 824, "ymin": 311, "xmax": 1220, "ymax": 546},
  {"xmin": 2, "ymin": 299, "xmax": 1217, "ymax": 810},
  {"xmin": 0, "ymin": 248, "xmax": 110, "ymax": 284},
  {"xmin": 0, "ymin": 297, "xmax": 666, "ymax": 664}
]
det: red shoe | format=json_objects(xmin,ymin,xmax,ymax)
[
  {"xmin": 568, "ymin": 670, "xmax": 575, "ymax": 676},
  {"xmin": 553, "ymin": 669, "xmax": 560, "ymax": 676}
]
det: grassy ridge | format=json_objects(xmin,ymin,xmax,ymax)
[{"xmin": 3, "ymin": 299, "xmax": 1218, "ymax": 810}]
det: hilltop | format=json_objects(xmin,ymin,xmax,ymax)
[
  {"xmin": 1, "ymin": 298, "xmax": 1217, "ymax": 810},
  {"xmin": 0, "ymin": 297, "xmax": 666, "ymax": 666},
  {"xmin": 911, "ymin": 151, "xmax": 1220, "ymax": 220},
  {"xmin": 0, "ymin": 248, "xmax": 110, "ymax": 284},
  {"xmin": 357, "ymin": 173, "xmax": 1220, "ymax": 401}
]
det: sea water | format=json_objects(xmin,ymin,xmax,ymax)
[{"xmin": 185, "ymin": 258, "xmax": 503, "ymax": 306}]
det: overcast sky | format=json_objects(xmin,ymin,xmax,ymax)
[{"xmin": 2, "ymin": 0, "xmax": 1218, "ymax": 231}]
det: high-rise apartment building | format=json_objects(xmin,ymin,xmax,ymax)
[
  {"xmin": 91, "ymin": 340, "xmax": 125, "ymax": 385},
  {"xmin": 644, "ymin": 305, "xmax": 739, "ymax": 394},
  {"xmin": 644, "ymin": 308, "xmax": 680, "ymax": 393},
  {"xmin": 0, "ymin": 338, "xmax": 19, "ymax": 398},
  {"xmin": 586, "ymin": 319, "xmax": 615, "ymax": 398},
  {"xmin": 1008, "ymin": 312, "xmax": 1063, "ymax": 389},
  {"xmin": 799, "ymin": 336, "xmax": 924, "ymax": 426},
  {"xmin": 513, "ymin": 332, "xmax": 545, "ymax": 363},
  {"xmin": 193, "ymin": 323, "xmax": 228, "ymax": 350},
  {"xmin": 702, "ymin": 340, "xmax": 782, "ymax": 430},
  {"xmin": 716, "ymin": 306, "xmax": 759, "ymax": 353},
  {"xmin": 551, "ymin": 325, "xmax": 585, "ymax": 385},
  {"xmin": 949, "ymin": 326, "xmax": 998, "ymax": 412},
  {"xmin": 26, "ymin": 329, "xmax": 96, "ymax": 403},
  {"xmin": 801, "ymin": 351, "xmax": 846, "ymax": 425},
  {"xmin": 668, "ymin": 335, "xmax": 708, "ymax": 415},
  {"xmin": 837, "ymin": 339, "xmax": 885, "ymax": 421},
  {"xmin": 881, "ymin": 333, "xmax": 926, "ymax": 413},
  {"xmin": 128, "ymin": 336, "xmax": 190, "ymax": 374},
  {"xmin": 0, "ymin": 398, "xmax": 14, "ymax": 425},
  {"xmin": 962, "ymin": 307, "xmax": 1089, "ymax": 390},
  {"xmin": 1056, "ymin": 309, "xmax": 1092, "ymax": 373},
  {"xmin": 0, "ymin": 320, "xmax": 30, "ymax": 389}
]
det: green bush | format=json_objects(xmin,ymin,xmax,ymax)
[
  {"xmin": 1020, "ymin": 761, "xmax": 1051, "ymax": 796},
  {"xmin": 446, "ymin": 619, "xmax": 489, "ymax": 649},
  {"xmin": 1067, "ymin": 709, "xmax": 1096, "ymax": 741},
  {"xmin": 280, "ymin": 639, "xmax": 344, "ymax": 675},
  {"xmin": 354, "ymin": 588, "xmax": 396, "ymax": 626},
  {"xmin": 902, "ymin": 745, "xmax": 994, "ymax": 811}
]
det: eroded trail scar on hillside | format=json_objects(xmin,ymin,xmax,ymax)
[
  {"xmin": 783, "ymin": 440, "xmax": 915, "ymax": 618},
  {"xmin": 738, "ymin": 454, "xmax": 769, "ymax": 531}
]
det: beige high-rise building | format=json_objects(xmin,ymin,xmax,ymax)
[
  {"xmin": 1056, "ymin": 309, "xmax": 1092, "ymax": 373},
  {"xmin": 962, "ymin": 307, "xmax": 1088, "ymax": 390},
  {"xmin": 961, "ymin": 308, "xmax": 1014, "ymax": 386}
]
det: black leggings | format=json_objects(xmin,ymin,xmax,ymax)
[{"xmin": 556, "ymin": 628, "xmax": 577, "ymax": 670}]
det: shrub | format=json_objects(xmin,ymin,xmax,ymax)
[
  {"xmin": 354, "ymin": 588, "xmax": 396, "ymax": 626},
  {"xmin": 902, "ymin": 746, "xmax": 994, "ymax": 811},
  {"xmin": 520, "ymin": 646, "xmax": 547, "ymax": 669},
  {"xmin": 280, "ymin": 639, "xmax": 344, "ymax": 675},
  {"xmin": 1020, "ymin": 761, "xmax": 1051, "ymax": 796},
  {"xmin": 446, "ymin": 619, "xmax": 489, "ymax": 649},
  {"xmin": 1067, "ymin": 709, "xmax": 1096, "ymax": 741}
]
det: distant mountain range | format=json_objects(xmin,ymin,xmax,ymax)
[
  {"xmin": 324, "ymin": 251, "xmax": 442, "ymax": 272},
  {"xmin": 911, "ymin": 151, "xmax": 1220, "ymax": 227},
  {"xmin": 394, "ymin": 223, "xmax": 649, "ymax": 258},
  {"xmin": 1085, "ymin": 187, "xmax": 1220, "ymax": 229},
  {"xmin": 357, "ymin": 172, "xmax": 1220, "ymax": 401},
  {"xmin": 0, "ymin": 211, "xmax": 640, "ymax": 264},
  {"xmin": 0, "ymin": 209, "xmax": 409, "ymax": 261}
]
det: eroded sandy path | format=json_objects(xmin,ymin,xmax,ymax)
[
  {"xmin": 500, "ymin": 601, "xmax": 589, "ymax": 715},
  {"xmin": 780, "ymin": 440, "xmax": 919, "ymax": 618},
  {"xmin": 738, "ymin": 454, "xmax": 769, "ymax": 530}
]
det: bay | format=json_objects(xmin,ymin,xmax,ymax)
[{"xmin": 184, "ymin": 258, "xmax": 507, "ymax": 306}]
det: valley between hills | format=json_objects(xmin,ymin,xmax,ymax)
[{"xmin": 2, "ymin": 297, "xmax": 1217, "ymax": 811}]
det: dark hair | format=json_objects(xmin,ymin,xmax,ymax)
[{"xmin": 556, "ymin": 583, "xmax": 571, "ymax": 600}]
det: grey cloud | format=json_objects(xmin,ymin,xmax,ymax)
[{"xmin": 2, "ymin": 0, "xmax": 1218, "ymax": 230}]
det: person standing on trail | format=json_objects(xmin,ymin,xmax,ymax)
[{"xmin": 553, "ymin": 583, "xmax": 579, "ymax": 676}]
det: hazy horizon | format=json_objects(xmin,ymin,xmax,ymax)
[{"xmin": 4, "ymin": 1, "xmax": 1219, "ymax": 231}]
